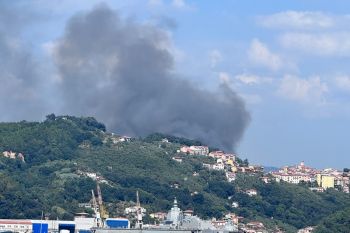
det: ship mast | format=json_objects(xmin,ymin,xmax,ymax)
[{"xmin": 135, "ymin": 190, "xmax": 143, "ymax": 229}]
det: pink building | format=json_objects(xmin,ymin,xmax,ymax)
[{"xmin": 180, "ymin": 146, "xmax": 209, "ymax": 156}]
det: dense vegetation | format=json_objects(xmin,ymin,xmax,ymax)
[
  {"xmin": 314, "ymin": 207, "xmax": 350, "ymax": 233},
  {"xmin": 0, "ymin": 115, "xmax": 349, "ymax": 232},
  {"xmin": 230, "ymin": 175, "xmax": 350, "ymax": 232}
]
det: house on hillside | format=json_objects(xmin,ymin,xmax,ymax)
[
  {"xmin": 3, "ymin": 151, "xmax": 16, "ymax": 159},
  {"xmin": 209, "ymin": 151, "xmax": 225, "ymax": 158},
  {"xmin": 231, "ymin": 202, "xmax": 239, "ymax": 208},
  {"xmin": 172, "ymin": 157, "xmax": 183, "ymax": 163},
  {"xmin": 180, "ymin": 146, "xmax": 209, "ymax": 156},
  {"xmin": 226, "ymin": 172, "xmax": 236, "ymax": 182},
  {"xmin": 125, "ymin": 206, "xmax": 147, "ymax": 215},
  {"xmin": 244, "ymin": 221, "xmax": 266, "ymax": 232},
  {"xmin": 183, "ymin": 209, "xmax": 194, "ymax": 217},
  {"xmin": 117, "ymin": 136, "xmax": 132, "ymax": 142},
  {"xmin": 297, "ymin": 226, "xmax": 315, "ymax": 233},
  {"xmin": 150, "ymin": 212, "xmax": 167, "ymax": 221},
  {"xmin": 162, "ymin": 138, "xmax": 169, "ymax": 143},
  {"xmin": 2, "ymin": 151, "xmax": 25, "ymax": 162},
  {"xmin": 245, "ymin": 189, "xmax": 257, "ymax": 197},
  {"xmin": 209, "ymin": 151, "xmax": 236, "ymax": 161},
  {"xmin": 212, "ymin": 159, "xmax": 225, "ymax": 170}
]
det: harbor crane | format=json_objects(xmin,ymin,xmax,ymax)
[{"xmin": 91, "ymin": 181, "xmax": 109, "ymax": 227}]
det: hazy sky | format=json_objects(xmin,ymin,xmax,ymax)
[{"xmin": 1, "ymin": 0, "xmax": 350, "ymax": 168}]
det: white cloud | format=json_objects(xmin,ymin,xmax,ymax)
[
  {"xmin": 235, "ymin": 73, "xmax": 272, "ymax": 85},
  {"xmin": 236, "ymin": 74, "xmax": 259, "ymax": 85},
  {"xmin": 248, "ymin": 39, "xmax": 282, "ymax": 71},
  {"xmin": 209, "ymin": 49, "xmax": 223, "ymax": 68},
  {"xmin": 218, "ymin": 72, "xmax": 231, "ymax": 85},
  {"xmin": 277, "ymin": 75, "xmax": 328, "ymax": 103},
  {"xmin": 42, "ymin": 41, "xmax": 57, "ymax": 56},
  {"xmin": 172, "ymin": 0, "xmax": 186, "ymax": 8},
  {"xmin": 335, "ymin": 76, "xmax": 350, "ymax": 91},
  {"xmin": 280, "ymin": 32, "xmax": 350, "ymax": 57},
  {"xmin": 258, "ymin": 11, "xmax": 334, "ymax": 30}
]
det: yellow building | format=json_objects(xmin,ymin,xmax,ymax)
[
  {"xmin": 317, "ymin": 174, "xmax": 335, "ymax": 189},
  {"xmin": 231, "ymin": 165, "xmax": 238, "ymax": 173},
  {"xmin": 225, "ymin": 159, "xmax": 235, "ymax": 166}
]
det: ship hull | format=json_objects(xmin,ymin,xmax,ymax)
[
  {"xmin": 93, "ymin": 229, "xmax": 200, "ymax": 233},
  {"xmin": 93, "ymin": 229, "xmax": 237, "ymax": 233}
]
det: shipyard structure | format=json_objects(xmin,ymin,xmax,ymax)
[{"xmin": 0, "ymin": 190, "xmax": 238, "ymax": 233}]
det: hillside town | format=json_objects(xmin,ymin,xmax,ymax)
[
  {"xmin": 177, "ymin": 145, "xmax": 264, "ymax": 184},
  {"xmin": 1, "ymin": 132, "xmax": 348, "ymax": 233},
  {"xmin": 270, "ymin": 161, "xmax": 350, "ymax": 193},
  {"xmin": 176, "ymin": 143, "xmax": 350, "ymax": 195}
]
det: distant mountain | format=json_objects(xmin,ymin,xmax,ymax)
[{"xmin": 0, "ymin": 115, "xmax": 349, "ymax": 233}]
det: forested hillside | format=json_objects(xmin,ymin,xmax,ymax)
[{"xmin": 0, "ymin": 115, "xmax": 349, "ymax": 232}]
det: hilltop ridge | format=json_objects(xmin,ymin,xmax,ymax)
[{"xmin": 0, "ymin": 115, "xmax": 349, "ymax": 232}]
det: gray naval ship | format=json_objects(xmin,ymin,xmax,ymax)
[{"xmin": 93, "ymin": 198, "xmax": 238, "ymax": 233}]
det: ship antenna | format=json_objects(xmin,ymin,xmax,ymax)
[{"xmin": 135, "ymin": 190, "xmax": 143, "ymax": 229}]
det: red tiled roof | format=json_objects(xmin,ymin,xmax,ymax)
[{"xmin": 0, "ymin": 220, "xmax": 32, "ymax": 225}]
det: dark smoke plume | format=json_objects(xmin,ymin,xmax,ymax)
[
  {"xmin": 0, "ymin": 4, "xmax": 47, "ymax": 121},
  {"xmin": 54, "ymin": 5, "xmax": 250, "ymax": 151}
]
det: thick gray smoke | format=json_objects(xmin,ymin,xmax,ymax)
[
  {"xmin": 0, "ymin": 4, "xmax": 47, "ymax": 121},
  {"xmin": 54, "ymin": 5, "xmax": 250, "ymax": 151}
]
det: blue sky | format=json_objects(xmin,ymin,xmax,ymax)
[{"xmin": 4, "ymin": 0, "xmax": 350, "ymax": 168}]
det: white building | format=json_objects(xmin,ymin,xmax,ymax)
[
  {"xmin": 226, "ymin": 172, "xmax": 236, "ymax": 182},
  {"xmin": 172, "ymin": 157, "xmax": 183, "ymax": 163},
  {"xmin": 231, "ymin": 202, "xmax": 239, "ymax": 208},
  {"xmin": 0, "ymin": 219, "xmax": 32, "ymax": 233},
  {"xmin": 245, "ymin": 189, "xmax": 257, "ymax": 196},
  {"xmin": 85, "ymin": 172, "xmax": 98, "ymax": 180},
  {"xmin": 161, "ymin": 138, "xmax": 169, "ymax": 143},
  {"xmin": 3, "ymin": 151, "xmax": 16, "ymax": 159},
  {"xmin": 213, "ymin": 159, "xmax": 225, "ymax": 170},
  {"xmin": 273, "ymin": 173, "xmax": 312, "ymax": 184},
  {"xmin": 74, "ymin": 217, "xmax": 95, "ymax": 230},
  {"xmin": 180, "ymin": 146, "xmax": 209, "ymax": 156},
  {"xmin": 125, "ymin": 206, "xmax": 147, "ymax": 215},
  {"xmin": 297, "ymin": 226, "xmax": 314, "ymax": 233}
]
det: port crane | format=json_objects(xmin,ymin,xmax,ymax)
[
  {"xmin": 96, "ymin": 182, "xmax": 109, "ymax": 220},
  {"xmin": 91, "ymin": 181, "xmax": 109, "ymax": 227},
  {"xmin": 91, "ymin": 189, "xmax": 102, "ymax": 227}
]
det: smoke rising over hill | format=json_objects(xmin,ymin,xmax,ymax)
[
  {"xmin": 0, "ymin": 3, "xmax": 48, "ymax": 121},
  {"xmin": 0, "ymin": 4, "xmax": 250, "ymax": 151}
]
